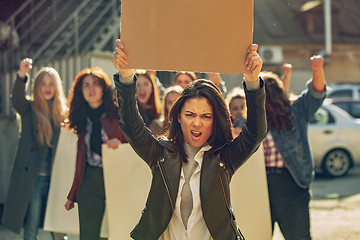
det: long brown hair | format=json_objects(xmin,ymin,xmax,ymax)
[
  {"xmin": 134, "ymin": 70, "xmax": 160, "ymax": 119},
  {"xmin": 31, "ymin": 67, "xmax": 67, "ymax": 146},
  {"xmin": 67, "ymin": 67, "xmax": 117, "ymax": 133},
  {"xmin": 166, "ymin": 79, "xmax": 233, "ymax": 162},
  {"xmin": 261, "ymin": 71, "xmax": 292, "ymax": 131}
]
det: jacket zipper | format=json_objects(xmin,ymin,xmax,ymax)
[
  {"xmin": 157, "ymin": 159, "xmax": 174, "ymax": 212},
  {"xmin": 219, "ymin": 173, "xmax": 245, "ymax": 240},
  {"xmin": 219, "ymin": 175, "xmax": 231, "ymax": 215}
]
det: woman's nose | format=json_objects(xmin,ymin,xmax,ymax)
[{"xmin": 193, "ymin": 116, "xmax": 201, "ymax": 126}]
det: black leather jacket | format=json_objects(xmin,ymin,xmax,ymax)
[{"xmin": 114, "ymin": 74, "xmax": 267, "ymax": 240}]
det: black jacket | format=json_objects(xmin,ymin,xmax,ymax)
[{"xmin": 114, "ymin": 74, "xmax": 267, "ymax": 240}]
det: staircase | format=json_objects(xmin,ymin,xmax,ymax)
[{"xmin": 0, "ymin": 0, "xmax": 121, "ymax": 115}]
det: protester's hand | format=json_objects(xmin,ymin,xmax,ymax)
[
  {"xmin": 65, "ymin": 200, "xmax": 74, "ymax": 211},
  {"xmin": 107, "ymin": 138, "xmax": 121, "ymax": 149},
  {"xmin": 244, "ymin": 44, "xmax": 263, "ymax": 82},
  {"xmin": 111, "ymin": 39, "xmax": 134, "ymax": 78},
  {"xmin": 310, "ymin": 55, "xmax": 324, "ymax": 70},
  {"xmin": 19, "ymin": 58, "xmax": 33, "ymax": 78},
  {"xmin": 282, "ymin": 63, "xmax": 292, "ymax": 77}
]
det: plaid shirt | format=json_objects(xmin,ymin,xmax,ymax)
[{"xmin": 263, "ymin": 131, "xmax": 286, "ymax": 168}]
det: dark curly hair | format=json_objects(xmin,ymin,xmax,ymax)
[
  {"xmin": 165, "ymin": 79, "xmax": 233, "ymax": 162},
  {"xmin": 66, "ymin": 67, "xmax": 117, "ymax": 133},
  {"xmin": 261, "ymin": 71, "xmax": 292, "ymax": 131}
]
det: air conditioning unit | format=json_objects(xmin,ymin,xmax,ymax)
[{"xmin": 258, "ymin": 46, "xmax": 284, "ymax": 64}]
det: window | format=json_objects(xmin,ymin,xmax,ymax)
[
  {"xmin": 333, "ymin": 102, "xmax": 350, "ymax": 113},
  {"xmin": 328, "ymin": 90, "xmax": 353, "ymax": 99},
  {"xmin": 350, "ymin": 102, "xmax": 360, "ymax": 118},
  {"xmin": 310, "ymin": 107, "xmax": 335, "ymax": 124}
]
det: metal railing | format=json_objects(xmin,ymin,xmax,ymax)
[{"xmin": 0, "ymin": 0, "xmax": 121, "ymax": 116}]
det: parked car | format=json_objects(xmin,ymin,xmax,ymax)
[
  {"xmin": 327, "ymin": 83, "xmax": 360, "ymax": 100},
  {"xmin": 308, "ymin": 101, "xmax": 360, "ymax": 177},
  {"xmin": 325, "ymin": 98, "xmax": 360, "ymax": 119}
]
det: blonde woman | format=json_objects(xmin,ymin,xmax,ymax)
[{"xmin": 2, "ymin": 58, "xmax": 67, "ymax": 240}]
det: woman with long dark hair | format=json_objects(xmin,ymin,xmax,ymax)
[
  {"xmin": 111, "ymin": 39, "xmax": 267, "ymax": 240},
  {"xmin": 64, "ymin": 67, "xmax": 127, "ymax": 240},
  {"xmin": 261, "ymin": 56, "xmax": 326, "ymax": 239},
  {"xmin": 134, "ymin": 70, "xmax": 161, "ymax": 134}
]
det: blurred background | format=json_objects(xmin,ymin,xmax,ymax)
[{"xmin": 0, "ymin": 1, "xmax": 360, "ymax": 238}]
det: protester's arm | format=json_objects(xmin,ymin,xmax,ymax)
[
  {"xmin": 227, "ymin": 44, "xmax": 266, "ymax": 172},
  {"xmin": 111, "ymin": 40, "xmax": 162, "ymax": 167},
  {"xmin": 243, "ymin": 44, "xmax": 263, "ymax": 89},
  {"xmin": 281, "ymin": 63, "xmax": 292, "ymax": 94},
  {"xmin": 310, "ymin": 55, "xmax": 325, "ymax": 92},
  {"xmin": 12, "ymin": 58, "xmax": 32, "ymax": 116},
  {"xmin": 291, "ymin": 55, "xmax": 326, "ymax": 123},
  {"xmin": 111, "ymin": 39, "xmax": 134, "ymax": 78}
]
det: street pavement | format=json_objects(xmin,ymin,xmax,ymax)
[{"xmin": 1, "ymin": 166, "xmax": 360, "ymax": 240}]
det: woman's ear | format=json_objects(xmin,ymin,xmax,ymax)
[{"xmin": 177, "ymin": 113, "xmax": 181, "ymax": 124}]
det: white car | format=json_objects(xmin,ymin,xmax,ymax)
[
  {"xmin": 327, "ymin": 83, "xmax": 360, "ymax": 100},
  {"xmin": 308, "ymin": 100, "xmax": 360, "ymax": 177}
]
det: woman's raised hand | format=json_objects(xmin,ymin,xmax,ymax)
[
  {"xmin": 111, "ymin": 39, "xmax": 134, "ymax": 78},
  {"xmin": 243, "ymin": 44, "xmax": 263, "ymax": 83},
  {"xmin": 19, "ymin": 58, "xmax": 33, "ymax": 78}
]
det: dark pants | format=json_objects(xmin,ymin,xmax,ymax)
[
  {"xmin": 77, "ymin": 163, "xmax": 107, "ymax": 240},
  {"xmin": 266, "ymin": 168, "xmax": 311, "ymax": 240}
]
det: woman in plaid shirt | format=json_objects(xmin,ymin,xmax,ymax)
[{"xmin": 262, "ymin": 55, "xmax": 326, "ymax": 240}]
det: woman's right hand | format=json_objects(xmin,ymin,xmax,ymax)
[
  {"xmin": 111, "ymin": 39, "xmax": 134, "ymax": 78},
  {"xmin": 19, "ymin": 58, "xmax": 33, "ymax": 78},
  {"xmin": 64, "ymin": 199, "xmax": 75, "ymax": 211}
]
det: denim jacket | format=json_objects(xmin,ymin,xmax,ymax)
[{"xmin": 270, "ymin": 80, "xmax": 326, "ymax": 188}]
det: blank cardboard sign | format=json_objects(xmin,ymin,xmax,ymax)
[{"xmin": 120, "ymin": 0, "xmax": 253, "ymax": 74}]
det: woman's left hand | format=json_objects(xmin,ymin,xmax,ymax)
[
  {"xmin": 107, "ymin": 138, "xmax": 121, "ymax": 149},
  {"xmin": 243, "ymin": 44, "xmax": 263, "ymax": 83},
  {"xmin": 111, "ymin": 39, "xmax": 134, "ymax": 78}
]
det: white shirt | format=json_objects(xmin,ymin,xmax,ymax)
[{"xmin": 158, "ymin": 144, "xmax": 213, "ymax": 240}]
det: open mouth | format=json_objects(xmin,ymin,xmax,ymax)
[
  {"xmin": 191, "ymin": 131, "xmax": 202, "ymax": 138},
  {"xmin": 138, "ymin": 93, "xmax": 146, "ymax": 99}
]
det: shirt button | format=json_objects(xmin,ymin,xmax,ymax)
[{"xmin": 219, "ymin": 162, "xmax": 224, "ymax": 167}]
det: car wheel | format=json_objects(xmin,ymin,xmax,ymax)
[{"xmin": 322, "ymin": 149, "xmax": 351, "ymax": 177}]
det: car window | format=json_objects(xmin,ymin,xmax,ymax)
[
  {"xmin": 310, "ymin": 107, "xmax": 335, "ymax": 124},
  {"xmin": 350, "ymin": 102, "xmax": 360, "ymax": 118},
  {"xmin": 328, "ymin": 89, "xmax": 353, "ymax": 98},
  {"xmin": 333, "ymin": 102, "xmax": 349, "ymax": 113}
]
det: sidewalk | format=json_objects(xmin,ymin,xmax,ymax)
[
  {"xmin": 1, "ymin": 195, "xmax": 360, "ymax": 239},
  {"xmin": 0, "ymin": 225, "xmax": 79, "ymax": 240},
  {"xmin": 273, "ymin": 194, "xmax": 360, "ymax": 240}
]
